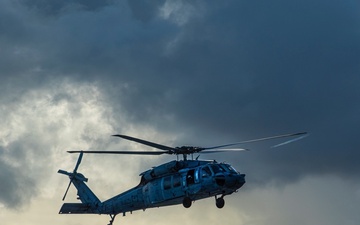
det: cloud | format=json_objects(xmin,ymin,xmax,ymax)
[
  {"xmin": 20, "ymin": 0, "xmax": 115, "ymax": 16},
  {"xmin": 158, "ymin": 0, "xmax": 204, "ymax": 26},
  {"xmin": 0, "ymin": 152, "xmax": 36, "ymax": 208},
  {"xmin": 0, "ymin": 1, "xmax": 359, "ymax": 224},
  {"xmin": 127, "ymin": 0, "xmax": 165, "ymax": 22},
  {"xmin": 0, "ymin": 78, "xmax": 117, "ymax": 208},
  {"xmin": 0, "ymin": 77, "xmax": 180, "ymax": 209}
]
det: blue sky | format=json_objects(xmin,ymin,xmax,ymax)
[{"xmin": 0, "ymin": 1, "xmax": 359, "ymax": 224}]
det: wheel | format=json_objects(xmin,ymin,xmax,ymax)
[
  {"xmin": 183, "ymin": 197, "xmax": 192, "ymax": 208},
  {"xmin": 216, "ymin": 198, "xmax": 225, "ymax": 208}
]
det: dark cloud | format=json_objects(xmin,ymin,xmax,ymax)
[
  {"xmin": 127, "ymin": 0, "xmax": 165, "ymax": 22},
  {"xmin": 100, "ymin": 0, "xmax": 360, "ymax": 185},
  {"xmin": 20, "ymin": 0, "xmax": 115, "ymax": 16},
  {"xmin": 1, "ymin": 0, "xmax": 360, "ymax": 213}
]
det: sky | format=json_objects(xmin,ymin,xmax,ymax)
[{"xmin": 1, "ymin": 0, "xmax": 360, "ymax": 224}]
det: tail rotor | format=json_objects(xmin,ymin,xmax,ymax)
[{"xmin": 58, "ymin": 151, "xmax": 85, "ymax": 201}]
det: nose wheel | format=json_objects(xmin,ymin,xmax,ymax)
[{"xmin": 215, "ymin": 196, "xmax": 225, "ymax": 208}]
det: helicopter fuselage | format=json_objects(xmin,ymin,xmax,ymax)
[
  {"xmin": 59, "ymin": 160, "xmax": 245, "ymax": 217},
  {"xmin": 98, "ymin": 160, "xmax": 245, "ymax": 215}
]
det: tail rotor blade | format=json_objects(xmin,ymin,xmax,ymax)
[
  {"xmin": 73, "ymin": 151, "xmax": 83, "ymax": 173},
  {"xmin": 60, "ymin": 152, "xmax": 84, "ymax": 201},
  {"xmin": 62, "ymin": 180, "xmax": 72, "ymax": 201}
]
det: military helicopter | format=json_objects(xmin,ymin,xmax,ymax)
[{"xmin": 58, "ymin": 132, "xmax": 307, "ymax": 225}]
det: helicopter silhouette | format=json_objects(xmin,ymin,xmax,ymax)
[{"xmin": 58, "ymin": 132, "xmax": 307, "ymax": 225}]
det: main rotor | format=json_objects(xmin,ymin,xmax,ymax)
[{"xmin": 68, "ymin": 132, "xmax": 308, "ymax": 161}]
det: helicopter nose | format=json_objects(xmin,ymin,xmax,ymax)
[
  {"xmin": 215, "ymin": 173, "xmax": 246, "ymax": 188},
  {"xmin": 236, "ymin": 173, "xmax": 246, "ymax": 188},
  {"xmin": 229, "ymin": 173, "xmax": 246, "ymax": 189}
]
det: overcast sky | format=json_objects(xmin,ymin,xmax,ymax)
[{"xmin": 1, "ymin": 0, "xmax": 360, "ymax": 225}]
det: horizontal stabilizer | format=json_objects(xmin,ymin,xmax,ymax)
[
  {"xmin": 57, "ymin": 169, "xmax": 88, "ymax": 182},
  {"xmin": 59, "ymin": 203, "xmax": 97, "ymax": 214}
]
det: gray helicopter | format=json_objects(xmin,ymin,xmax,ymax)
[{"xmin": 58, "ymin": 132, "xmax": 307, "ymax": 225}]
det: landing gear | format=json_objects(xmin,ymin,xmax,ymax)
[
  {"xmin": 183, "ymin": 197, "xmax": 192, "ymax": 208},
  {"xmin": 215, "ymin": 196, "xmax": 225, "ymax": 209},
  {"xmin": 108, "ymin": 214, "xmax": 116, "ymax": 225}
]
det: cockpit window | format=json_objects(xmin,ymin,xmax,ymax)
[
  {"xmin": 219, "ymin": 164, "xmax": 231, "ymax": 172},
  {"xmin": 210, "ymin": 164, "xmax": 226, "ymax": 174},
  {"xmin": 220, "ymin": 164, "xmax": 238, "ymax": 174},
  {"xmin": 201, "ymin": 166, "xmax": 212, "ymax": 177}
]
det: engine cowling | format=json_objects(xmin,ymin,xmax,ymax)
[{"xmin": 141, "ymin": 160, "xmax": 185, "ymax": 181}]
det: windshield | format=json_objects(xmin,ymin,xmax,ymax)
[
  {"xmin": 210, "ymin": 164, "xmax": 226, "ymax": 174},
  {"xmin": 220, "ymin": 164, "xmax": 238, "ymax": 174}
]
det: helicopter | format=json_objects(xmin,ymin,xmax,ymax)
[{"xmin": 58, "ymin": 132, "xmax": 307, "ymax": 225}]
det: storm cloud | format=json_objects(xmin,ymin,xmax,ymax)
[{"xmin": 0, "ymin": 0, "xmax": 359, "ymax": 224}]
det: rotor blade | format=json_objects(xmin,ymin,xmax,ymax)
[
  {"xmin": 112, "ymin": 134, "xmax": 176, "ymax": 151},
  {"xmin": 271, "ymin": 133, "xmax": 309, "ymax": 148},
  {"xmin": 73, "ymin": 151, "xmax": 83, "ymax": 173},
  {"xmin": 200, "ymin": 149, "xmax": 249, "ymax": 154},
  {"xmin": 203, "ymin": 132, "xmax": 307, "ymax": 150},
  {"xmin": 68, "ymin": 150, "xmax": 168, "ymax": 155},
  {"xmin": 62, "ymin": 180, "xmax": 72, "ymax": 201}
]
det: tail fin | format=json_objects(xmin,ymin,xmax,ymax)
[{"xmin": 58, "ymin": 152, "xmax": 101, "ymax": 214}]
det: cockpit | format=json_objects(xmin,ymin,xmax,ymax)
[{"xmin": 201, "ymin": 163, "xmax": 238, "ymax": 177}]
